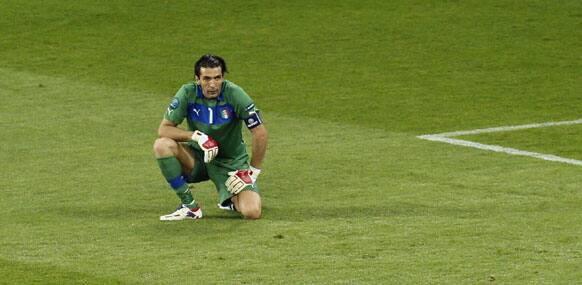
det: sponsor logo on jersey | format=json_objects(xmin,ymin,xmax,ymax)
[{"xmin": 188, "ymin": 103, "xmax": 235, "ymax": 125}]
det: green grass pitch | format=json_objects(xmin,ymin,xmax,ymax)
[{"xmin": 1, "ymin": 0, "xmax": 581, "ymax": 284}]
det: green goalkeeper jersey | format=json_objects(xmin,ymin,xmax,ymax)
[{"xmin": 164, "ymin": 80, "xmax": 262, "ymax": 166}]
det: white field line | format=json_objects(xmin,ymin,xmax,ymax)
[{"xmin": 417, "ymin": 119, "xmax": 582, "ymax": 166}]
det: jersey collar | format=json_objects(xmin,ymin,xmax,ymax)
[{"xmin": 196, "ymin": 82, "xmax": 226, "ymax": 101}]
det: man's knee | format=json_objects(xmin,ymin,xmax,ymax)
[
  {"xmin": 153, "ymin": 137, "xmax": 178, "ymax": 157},
  {"xmin": 240, "ymin": 206, "xmax": 261, "ymax": 220},
  {"xmin": 234, "ymin": 192, "xmax": 262, "ymax": 220}
]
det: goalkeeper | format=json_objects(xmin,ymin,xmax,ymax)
[{"xmin": 153, "ymin": 54, "xmax": 268, "ymax": 220}]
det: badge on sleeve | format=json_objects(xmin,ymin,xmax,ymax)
[
  {"xmin": 244, "ymin": 110, "xmax": 263, "ymax": 129},
  {"xmin": 168, "ymin": 98, "xmax": 179, "ymax": 113}
]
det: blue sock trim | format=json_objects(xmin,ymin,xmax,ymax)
[{"xmin": 168, "ymin": 175, "xmax": 186, "ymax": 189}]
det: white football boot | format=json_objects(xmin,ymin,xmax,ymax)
[{"xmin": 160, "ymin": 205, "xmax": 203, "ymax": 221}]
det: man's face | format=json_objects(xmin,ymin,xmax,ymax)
[{"xmin": 196, "ymin": 67, "xmax": 224, "ymax": 99}]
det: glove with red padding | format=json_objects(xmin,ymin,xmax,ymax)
[
  {"xmin": 225, "ymin": 166, "xmax": 261, "ymax": 195},
  {"xmin": 191, "ymin": 130, "xmax": 218, "ymax": 163}
]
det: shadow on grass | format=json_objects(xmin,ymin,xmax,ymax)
[
  {"xmin": 43, "ymin": 203, "xmax": 246, "ymax": 220},
  {"xmin": 263, "ymin": 202, "xmax": 486, "ymax": 221},
  {"xmin": 44, "ymin": 201, "xmax": 484, "ymax": 224}
]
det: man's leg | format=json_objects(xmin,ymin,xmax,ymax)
[
  {"xmin": 232, "ymin": 191, "xmax": 262, "ymax": 220},
  {"xmin": 208, "ymin": 162, "xmax": 261, "ymax": 219},
  {"xmin": 153, "ymin": 138, "xmax": 198, "ymax": 209}
]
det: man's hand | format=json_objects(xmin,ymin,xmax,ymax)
[
  {"xmin": 192, "ymin": 130, "xmax": 218, "ymax": 163},
  {"xmin": 225, "ymin": 167, "xmax": 261, "ymax": 195}
]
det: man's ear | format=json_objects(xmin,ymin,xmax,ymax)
[{"xmin": 194, "ymin": 76, "xmax": 200, "ymax": 83}]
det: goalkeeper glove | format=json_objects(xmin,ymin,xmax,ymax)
[
  {"xmin": 191, "ymin": 130, "xmax": 218, "ymax": 163},
  {"xmin": 225, "ymin": 166, "xmax": 261, "ymax": 195}
]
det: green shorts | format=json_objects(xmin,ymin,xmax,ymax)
[{"xmin": 186, "ymin": 147, "xmax": 260, "ymax": 204}]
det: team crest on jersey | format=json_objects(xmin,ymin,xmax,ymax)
[{"xmin": 221, "ymin": 109, "xmax": 230, "ymax": 119}]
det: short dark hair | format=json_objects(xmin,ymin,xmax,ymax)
[{"xmin": 194, "ymin": 54, "xmax": 228, "ymax": 77}]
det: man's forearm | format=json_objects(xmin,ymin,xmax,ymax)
[
  {"xmin": 250, "ymin": 126, "xmax": 268, "ymax": 169},
  {"xmin": 158, "ymin": 124, "xmax": 193, "ymax": 142}
]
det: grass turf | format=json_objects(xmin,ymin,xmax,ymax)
[{"xmin": 1, "ymin": 0, "xmax": 581, "ymax": 284}]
